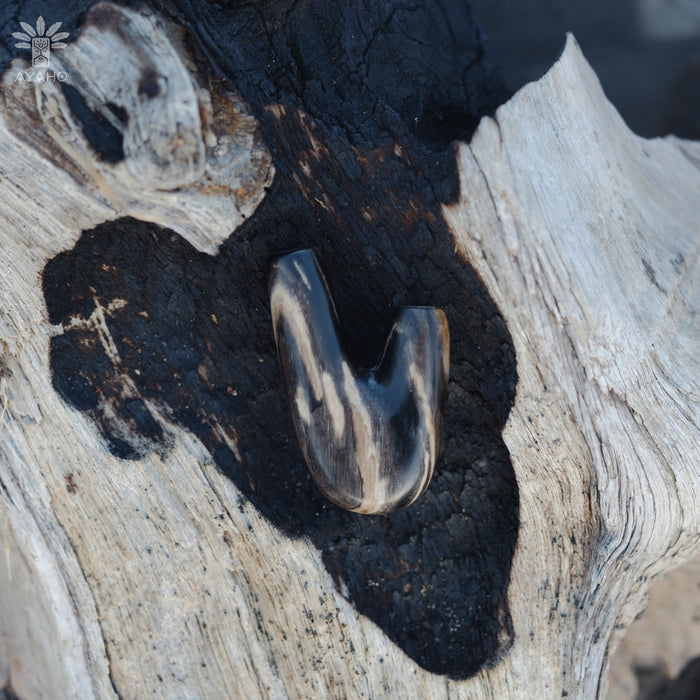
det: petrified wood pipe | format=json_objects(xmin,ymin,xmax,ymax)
[{"xmin": 270, "ymin": 250, "xmax": 450, "ymax": 514}]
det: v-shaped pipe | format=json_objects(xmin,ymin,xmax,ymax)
[{"xmin": 270, "ymin": 250, "xmax": 449, "ymax": 515}]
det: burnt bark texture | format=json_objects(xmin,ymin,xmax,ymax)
[{"xmin": 12, "ymin": 0, "xmax": 521, "ymax": 680}]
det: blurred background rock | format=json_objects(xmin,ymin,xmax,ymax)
[{"xmin": 471, "ymin": 0, "xmax": 700, "ymax": 139}]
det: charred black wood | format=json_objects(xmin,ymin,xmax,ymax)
[{"xmin": 40, "ymin": 0, "xmax": 518, "ymax": 678}]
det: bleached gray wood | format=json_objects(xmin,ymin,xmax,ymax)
[
  {"xmin": 444, "ymin": 33, "xmax": 700, "ymax": 699},
  {"xmin": 0, "ymin": 3, "xmax": 698, "ymax": 696},
  {"xmin": 3, "ymin": 2, "xmax": 272, "ymax": 257}
]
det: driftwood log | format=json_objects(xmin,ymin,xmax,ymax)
[{"xmin": 0, "ymin": 2, "xmax": 698, "ymax": 698}]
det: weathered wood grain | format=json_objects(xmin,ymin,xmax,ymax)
[
  {"xmin": 2, "ymin": 2, "xmax": 272, "ymax": 256},
  {"xmin": 444, "ymin": 33, "xmax": 700, "ymax": 698},
  {"xmin": 0, "ymin": 2, "xmax": 697, "ymax": 698}
]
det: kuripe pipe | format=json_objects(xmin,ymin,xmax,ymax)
[{"xmin": 270, "ymin": 249, "xmax": 449, "ymax": 515}]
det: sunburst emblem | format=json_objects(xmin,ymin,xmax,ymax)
[{"xmin": 13, "ymin": 16, "xmax": 70, "ymax": 68}]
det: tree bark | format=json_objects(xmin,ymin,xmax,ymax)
[{"xmin": 0, "ymin": 2, "xmax": 698, "ymax": 698}]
